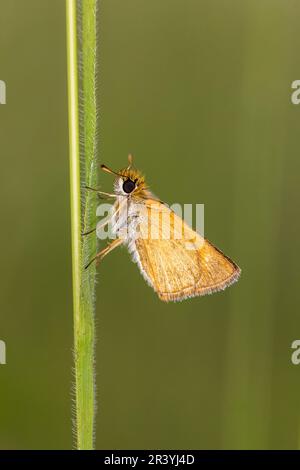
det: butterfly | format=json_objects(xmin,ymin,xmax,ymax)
[{"xmin": 85, "ymin": 155, "xmax": 241, "ymax": 302}]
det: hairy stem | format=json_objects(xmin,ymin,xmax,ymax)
[{"xmin": 66, "ymin": 0, "xmax": 98, "ymax": 450}]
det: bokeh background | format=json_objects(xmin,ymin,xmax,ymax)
[{"xmin": 0, "ymin": 0, "xmax": 300, "ymax": 450}]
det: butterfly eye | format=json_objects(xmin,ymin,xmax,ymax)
[{"xmin": 122, "ymin": 178, "xmax": 136, "ymax": 194}]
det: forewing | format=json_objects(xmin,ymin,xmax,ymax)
[{"xmin": 133, "ymin": 199, "xmax": 240, "ymax": 302}]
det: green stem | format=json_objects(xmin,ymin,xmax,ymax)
[{"xmin": 66, "ymin": 0, "xmax": 98, "ymax": 450}]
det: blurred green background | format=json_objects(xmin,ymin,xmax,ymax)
[{"xmin": 0, "ymin": 0, "xmax": 300, "ymax": 450}]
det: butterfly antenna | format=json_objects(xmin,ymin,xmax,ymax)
[
  {"xmin": 127, "ymin": 153, "xmax": 133, "ymax": 169},
  {"xmin": 101, "ymin": 164, "xmax": 125, "ymax": 178}
]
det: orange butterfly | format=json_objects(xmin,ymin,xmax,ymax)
[{"xmin": 85, "ymin": 155, "xmax": 241, "ymax": 302}]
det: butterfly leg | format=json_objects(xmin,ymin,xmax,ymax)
[
  {"xmin": 85, "ymin": 186, "xmax": 117, "ymax": 199},
  {"xmin": 83, "ymin": 198, "xmax": 127, "ymax": 237},
  {"xmin": 85, "ymin": 238, "xmax": 123, "ymax": 269},
  {"xmin": 82, "ymin": 213, "xmax": 113, "ymax": 236},
  {"xmin": 82, "ymin": 227, "xmax": 96, "ymax": 236}
]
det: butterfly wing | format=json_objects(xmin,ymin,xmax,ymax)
[{"xmin": 130, "ymin": 199, "xmax": 240, "ymax": 302}]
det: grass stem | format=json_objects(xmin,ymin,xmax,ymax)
[{"xmin": 66, "ymin": 0, "xmax": 98, "ymax": 450}]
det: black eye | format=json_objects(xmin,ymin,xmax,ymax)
[{"xmin": 123, "ymin": 179, "xmax": 136, "ymax": 194}]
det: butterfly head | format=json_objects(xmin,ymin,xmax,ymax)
[{"xmin": 101, "ymin": 155, "xmax": 148, "ymax": 197}]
